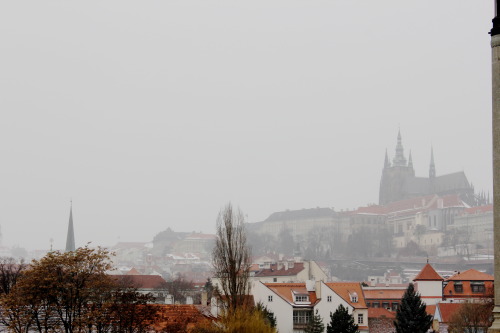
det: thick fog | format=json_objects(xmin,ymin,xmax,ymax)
[{"xmin": 0, "ymin": 1, "xmax": 493, "ymax": 250}]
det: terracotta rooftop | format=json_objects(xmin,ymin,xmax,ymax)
[
  {"xmin": 462, "ymin": 204, "xmax": 493, "ymax": 215},
  {"xmin": 153, "ymin": 304, "xmax": 214, "ymax": 332},
  {"xmin": 264, "ymin": 283, "xmax": 318, "ymax": 306},
  {"xmin": 363, "ymin": 289, "xmax": 405, "ymax": 300},
  {"xmin": 446, "ymin": 269, "xmax": 494, "ymax": 281},
  {"xmin": 436, "ymin": 303, "xmax": 463, "ymax": 323},
  {"xmin": 112, "ymin": 275, "xmax": 167, "ymax": 289},
  {"xmin": 368, "ymin": 307, "xmax": 396, "ymax": 319},
  {"xmin": 414, "ymin": 264, "xmax": 443, "ymax": 281},
  {"xmin": 325, "ymin": 282, "xmax": 367, "ymax": 309},
  {"xmin": 426, "ymin": 304, "xmax": 436, "ymax": 317}
]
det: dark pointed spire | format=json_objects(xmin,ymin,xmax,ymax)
[
  {"xmin": 384, "ymin": 149, "xmax": 390, "ymax": 168},
  {"xmin": 392, "ymin": 129, "xmax": 407, "ymax": 167},
  {"xmin": 408, "ymin": 150, "xmax": 413, "ymax": 169},
  {"xmin": 65, "ymin": 201, "xmax": 75, "ymax": 252},
  {"xmin": 429, "ymin": 147, "xmax": 436, "ymax": 178}
]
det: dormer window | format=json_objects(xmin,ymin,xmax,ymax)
[
  {"xmin": 350, "ymin": 291, "xmax": 358, "ymax": 303},
  {"xmin": 454, "ymin": 282, "xmax": 463, "ymax": 293},
  {"xmin": 295, "ymin": 295, "xmax": 309, "ymax": 302}
]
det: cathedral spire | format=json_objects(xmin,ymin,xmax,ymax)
[
  {"xmin": 65, "ymin": 201, "xmax": 75, "ymax": 252},
  {"xmin": 429, "ymin": 147, "xmax": 436, "ymax": 178},
  {"xmin": 392, "ymin": 129, "xmax": 407, "ymax": 166}
]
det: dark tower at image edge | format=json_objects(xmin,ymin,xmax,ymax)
[{"xmin": 65, "ymin": 203, "xmax": 75, "ymax": 252}]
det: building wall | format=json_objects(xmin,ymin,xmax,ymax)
[
  {"xmin": 414, "ymin": 281, "xmax": 443, "ymax": 305},
  {"xmin": 252, "ymin": 282, "xmax": 294, "ymax": 333}
]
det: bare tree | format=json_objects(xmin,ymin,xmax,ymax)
[
  {"xmin": 212, "ymin": 203, "xmax": 251, "ymax": 312},
  {"xmin": 0, "ymin": 257, "xmax": 27, "ymax": 295}
]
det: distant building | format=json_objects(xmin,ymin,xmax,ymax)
[
  {"xmin": 65, "ymin": 203, "xmax": 75, "ymax": 252},
  {"xmin": 450, "ymin": 204, "xmax": 493, "ymax": 250},
  {"xmin": 379, "ymin": 130, "xmax": 478, "ymax": 206}
]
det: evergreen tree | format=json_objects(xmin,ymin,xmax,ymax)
[
  {"xmin": 394, "ymin": 283, "xmax": 433, "ymax": 333},
  {"xmin": 255, "ymin": 302, "xmax": 277, "ymax": 328},
  {"xmin": 305, "ymin": 310, "xmax": 325, "ymax": 333},
  {"xmin": 327, "ymin": 304, "xmax": 359, "ymax": 333}
]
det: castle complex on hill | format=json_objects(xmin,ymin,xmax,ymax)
[{"xmin": 379, "ymin": 131, "xmax": 479, "ymax": 206}]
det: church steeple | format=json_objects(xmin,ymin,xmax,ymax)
[
  {"xmin": 429, "ymin": 147, "xmax": 436, "ymax": 178},
  {"xmin": 392, "ymin": 129, "xmax": 407, "ymax": 167},
  {"xmin": 408, "ymin": 150, "xmax": 413, "ymax": 169},
  {"xmin": 384, "ymin": 149, "xmax": 390, "ymax": 168},
  {"xmin": 65, "ymin": 202, "xmax": 75, "ymax": 252}
]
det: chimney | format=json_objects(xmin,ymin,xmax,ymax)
[
  {"xmin": 201, "ymin": 292, "xmax": 208, "ymax": 306},
  {"xmin": 306, "ymin": 279, "xmax": 315, "ymax": 292}
]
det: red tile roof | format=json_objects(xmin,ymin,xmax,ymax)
[
  {"xmin": 325, "ymin": 282, "xmax": 367, "ymax": 309},
  {"xmin": 436, "ymin": 303, "xmax": 463, "ymax": 323},
  {"xmin": 446, "ymin": 269, "xmax": 494, "ymax": 281},
  {"xmin": 368, "ymin": 307, "xmax": 396, "ymax": 319},
  {"xmin": 414, "ymin": 264, "xmax": 443, "ymax": 281},
  {"xmin": 264, "ymin": 283, "xmax": 318, "ymax": 306},
  {"xmin": 112, "ymin": 275, "xmax": 167, "ymax": 289},
  {"xmin": 426, "ymin": 304, "xmax": 436, "ymax": 317},
  {"xmin": 352, "ymin": 194, "xmax": 465, "ymax": 216},
  {"xmin": 363, "ymin": 289, "xmax": 405, "ymax": 300},
  {"xmin": 462, "ymin": 204, "xmax": 493, "ymax": 215},
  {"xmin": 153, "ymin": 305, "xmax": 214, "ymax": 332}
]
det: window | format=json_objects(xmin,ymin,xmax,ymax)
[
  {"xmin": 295, "ymin": 295, "xmax": 309, "ymax": 302},
  {"xmin": 471, "ymin": 283, "xmax": 485, "ymax": 293},
  {"xmin": 293, "ymin": 310, "xmax": 312, "ymax": 325},
  {"xmin": 454, "ymin": 282, "xmax": 463, "ymax": 293},
  {"xmin": 372, "ymin": 302, "xmax": 380, "ymax": 308},
  {"xmin": 392, "ymin": 302, "xmax": 399, "ymax": 311},
  {"xmin": 366, "ymin": 302, "xmax": 370, "ymax": 307},
  {"xmin": 357, "ymin": 314, "xmax": 363, "ymax": 324},
  {"xmin": 382, "ymin": 302, "xmax": 389, "ymax": 309},
  {"xmin": 273, "ymin": 278, "xmax": 277, "ymax": 282},
  {"xmin": 268, "ymin": 295, "xmax": 273, "ymax": 302},
  {"xmin": 327, "ymin": 296, "xmax": 332, "ymax": 302}
]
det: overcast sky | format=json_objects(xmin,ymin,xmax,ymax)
[{"xmin": 0, "ymin": 1, "xmax": 494, "ymax": 251}]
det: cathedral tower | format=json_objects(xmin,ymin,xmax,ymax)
[
  {"xmin": 65, "ymin": 202, "xmax": 75, "ymax": 252},
  {"xmin": 379, "ymin": 131, "xmax": 414, "ymax": 205}
]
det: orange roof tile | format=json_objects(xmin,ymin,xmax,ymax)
[
  {"xmin": 436, "ymin": 303, "xmax": 463, "ymax": 323},
  {"xmin": 446, "ymin": 269, "xmax": 494, "ymax": 281},
  {"xmin": 363, "ymin": 289, "xmax": 405, "ymax": 300},
  {"xmin": 153, "ymin": 304, "xmax": 214, "ymax": 331},
  {"xmin": 414, "ymin": 264, "xmax": 443, "ymax": 281},
  {"xmin": 368, "ymin": 307, "xmax": 396, "ymax": 319},
  {"xmin": 112, "ymin": 275, "xmax": 167, "ymax": 289},
  {"xmin": 426, "ymin": 304, "xmax": 436, "ymax": 316},
  {"xmin": 462, "ymin": 204, "xmax": 493, "ymax": 215},
  {"xmin": 325, "ymin": 282, "xmax": 367, "ymax": 309},
  {"xmin": 264, "ymin": 283, "xmax": 318, "ymax": 306}
]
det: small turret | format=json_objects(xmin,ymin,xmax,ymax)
[
  {"xmin": 384, "ymin": 149, "xmax": 390, "ymax": 168},
  {"xmin": 65, "ymin": 202, "xmax": 76, "ymax": 252},
  {"xmin": 429, "ymin": 147, "xmax": 436, "ymax": 178},
  {"xmin": 392, "ymin": 129, "xmax": 407, "ymax": 167}
]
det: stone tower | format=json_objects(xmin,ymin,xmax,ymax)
[
  {"xmin": 379, "ymin": 130, "xmax": 415, "ymax": 205},
  {"xmin": 65, "ymin": 203, "xmax": 75, "ymax": 252}
]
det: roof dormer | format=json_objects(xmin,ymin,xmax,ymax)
[{"xmin": 349, "ymin": 291, "xmax": 358, "ymax": 303}]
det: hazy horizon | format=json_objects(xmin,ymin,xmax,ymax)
[{"xmin": 0, "ymin": 1, "xmax": 493, "ymax": 251}]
